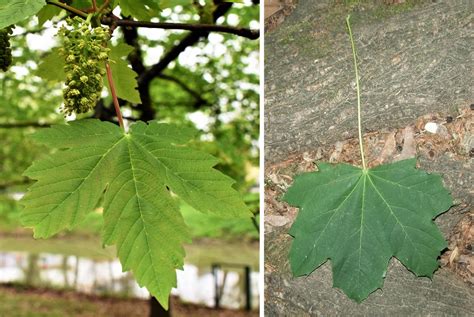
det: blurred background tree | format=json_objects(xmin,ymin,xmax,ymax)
[{"xmin": 0, "ymin": 0, "xmax": 260, "ymax": 240}]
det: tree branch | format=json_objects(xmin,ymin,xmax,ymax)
[
  {"xmin": 157, "ymin": 74, "xmax": 207, "ymax": 108},
  {"xmin": 45, "ymin": 1, "xmax": 259, "ymax": 39},
  {"xmin": 121, "ymin": 22, "xmax": 155, "ymax": 121},
  {"xmin": 139, "ymin": 2, "xmax": 233, "ymax": 87},
  {"xmin": 102, "ymin": 17, "xmax": 259, "ymax": 40},
  {"xmin": 46, "ymin": 0, "xmax": 88, "ymax": 18}
]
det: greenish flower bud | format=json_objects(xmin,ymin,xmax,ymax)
[
  {"xmin": 58, "ymin": 18, "xmax": 110, "ymax": 115},
  {"xmin": 98, "ymin": 52, "xmax": 108, "ymax": 60}
]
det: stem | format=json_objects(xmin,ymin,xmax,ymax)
[
  {"xmin": 46, "ymin": 1, "xmax": 88, "ymax": 18},
  {"xmin": 105, "ymin": 63, "xmax": 125, "ymax": 130},
  {"xmin": 85, "ymin": 13, "xmax": 93, "ymax": 25},
  {"xmin": 98, "ymin": 0, "xmax": 111, "ymax": 14},
  {"xmin": 346, "ymin": 15, "xmax": 366, "ymax": 170},
  {"xmin": 91, "ymin": 0, "xmax": 97, "ymax": 12},
  {"xmin": 251, "ymin": 216, "xmax": 260, "ymax": 233},
  {"xmin": 47, "ymin": 0, "xmax": 258, "ymax": 39},
  {"xmin": 102, "ymin": 18, "xmax": 259, "ymax": 40}
]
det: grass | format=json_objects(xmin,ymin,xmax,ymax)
[
  {"xmin": 0, "ymin": 285, "xmax": 147, "ymax": 317},
  {"xmin": 0, "ymin": 285, "xmax": 259, "ymax": 317},
  {"xmin": 0, "ymin": 287, "xmax": 107, "ymax": 317}
]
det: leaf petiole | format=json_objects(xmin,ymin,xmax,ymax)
[
  {"xmin": 46, "ymin": 1, "xmax": 88, "ymax": 18},
  {"xmin": 346, "ymin": 15, "xmax": 366, "ymax": 170},
  {"xmin": 105, "ymin": 62, "xmax": 125, "ymax": 130}
]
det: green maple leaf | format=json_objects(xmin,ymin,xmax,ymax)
[
  {"xmin": 20, "ymin": 119, "xmax": 251, "ymax": 308},
  {"xmin": 0, "ymin": 0, "xmax": 46, "ymax": 29},
  {"xmin": 107, "ymin": 43, "xmax": 142, "ymax": 104},
  {"xmin": 284, "ymin": 159, "xmax": 452, "ymax": 302}
]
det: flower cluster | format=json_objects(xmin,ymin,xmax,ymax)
[
  {"xmin": 58, "ymin": 17, "xmax": 110, "ymax": 115},
  {"xmin": 0, "ymin": 26, "xmax": 13, "ymax": 72}
]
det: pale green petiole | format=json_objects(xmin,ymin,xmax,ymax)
[{"xmin": 346, "ymin": 15, "xmax": 366, "ymax": 170}]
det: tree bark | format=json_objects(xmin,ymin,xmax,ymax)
[
  {"xmin": 265, "ymin": 225, "xmax": 474, "ymax": 316},
  {"xmin": 264, "ymin": 0, "xmax": 474, "ymax": 315},
  {"xmin": 265, "ymin": 0, "xmax": 473, "ymax": 163}
]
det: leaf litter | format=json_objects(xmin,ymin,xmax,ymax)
[{"xmin": 265, "ymin": 104, "xmax": 473, "ymax": 287}]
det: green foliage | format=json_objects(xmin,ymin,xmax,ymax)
[
  {"xmin": 181, "ymin": 192, "xmax": 258, "ymax": 239},
  {"xmin": 107, "ymin": 43, "xmax": 141, "ymax": 104},
  {"xmin": 36, "ymin": 48, "xmax": 65, "ymax": 82},
  {"xmin": 36, "ymin": 4, "xmax": 61, "ymax": 26},
  {"xmin": 119, "ymin": 0, "xmax": 160, "ymax": 21},
  {"xmin": 36, "ymin": 43, "xmax": 141, "ymax": 106},
  {"xmin": 0, "ymin": 0, "xmax": 45, "ymax": 29},
  {"xmin": 58, "ymin": 17, "xmax": 110, "ymax": 115},
  {"xmin": 284, "ymin": 159, "xmax": 452, "ymax": 301},
  {"xmin": 1, "ymin": 2, "xmax": 259, "ymax": 307},
  {"xmin": 0, "ymin": 196, "xmax": 21, "ymax": 226},
  {"xmin": 0, "ymin": 26, "xmax": 13, "ymax": 71},
  {"xmin": 195, "ymin": 0, "xmax": 215, "ymax": 24},
  {"xmin": 0, "ymin": 129, "xmax": 44, "ymax": 183},
  {"xmin": 20, "ymin": 119, "xmax": 251, "ymax": 307},
  {"xmin": 161, "ymin": 0, "xmax": 192, "ymax": 8}
]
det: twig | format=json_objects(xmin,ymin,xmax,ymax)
[
  {"xmin": 105, "ymin": 63, "xmax": 125, "ymax": 130},
  {"xmin": 98, "ymin": 0, "xmax": 111, "ymax": 14},
  {"xmin": 45, "ymin": 1, "xmax": 259, "ymax": 39},
  {"xmin": 46, "ymin": 0, "xmax": 88, "ymax": 18},
  {"xmin": 251, "ymin": 216, "xmax": 260, "ymax": 233},
  {"xmin": 101, "ymin": 17, "xmax": 259, "ymax": 39},
  {"xmin": 138, "ymin": 2, "xmax": 233, "ymax": 106}
]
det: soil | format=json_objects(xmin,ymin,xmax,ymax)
[
  {"xmin": 264, "ymin": 0, "xmax": 472, "ymax": 164},
  {"xmin": 0, "ymin": 283, "xmax": 259, "ymax": 317}
]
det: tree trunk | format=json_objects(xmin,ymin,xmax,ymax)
[
  {"xmin": 149, "ymin": 297, "xmax": 170, "ymax": 317},
  {"xmin": 265, "ymin": 0, "xmax": 472, "ymax": 163},
  {"xmin": 264, "ymin": 0, "xmax": 474, "ymax": 315}
]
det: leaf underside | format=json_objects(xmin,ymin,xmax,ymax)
[
  {"xmin": 284, "ymin": 159, "xmax": 452, "ymax": 302},
  {"xmin": 20, "ymin": 119, "xmax": 251, "ymax": 308}
]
